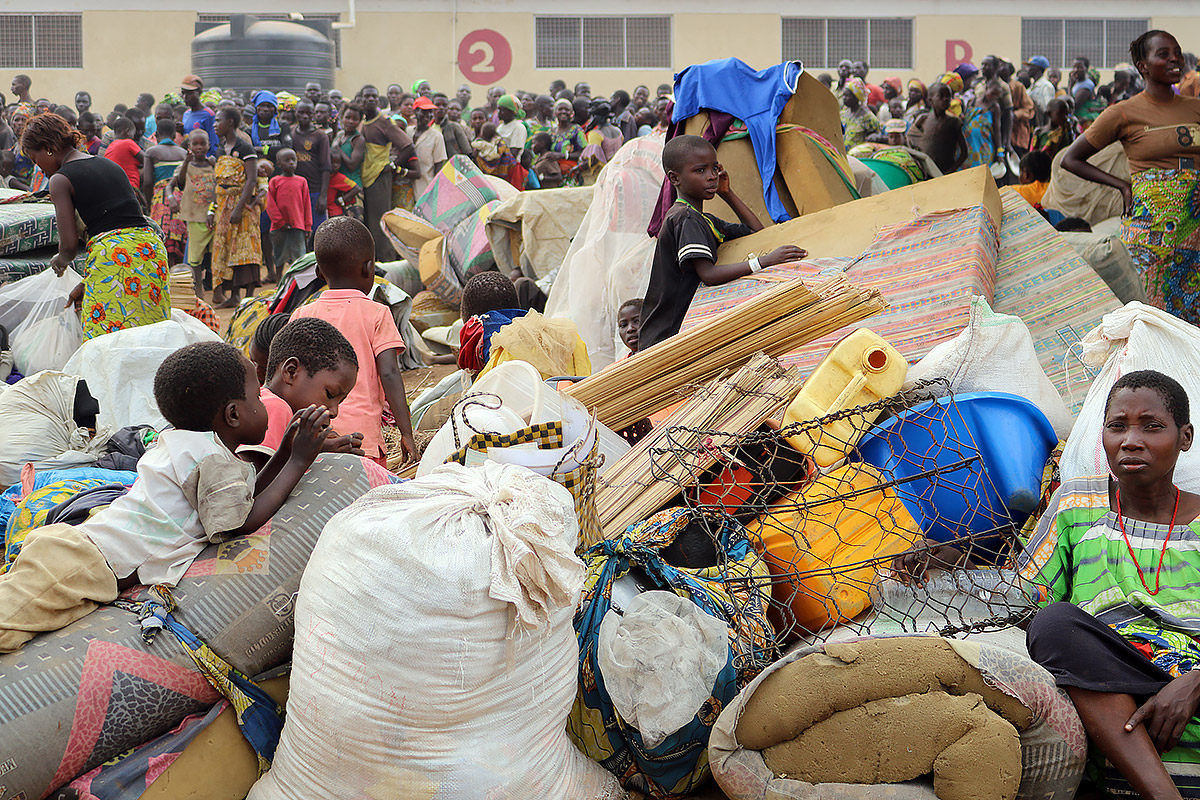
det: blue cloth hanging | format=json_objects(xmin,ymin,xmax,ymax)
[{"xmin": 671, "ymin": 59, "xmax": 802, "ymax": 223}]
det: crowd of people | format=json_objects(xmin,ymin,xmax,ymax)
[
  {"xmin": 0, "ymin": 74, "xmax": 674, "ymax": 312},
  {"xmin": 1, "ymin": 28, "xmax": 1198, "ymax": 338}
]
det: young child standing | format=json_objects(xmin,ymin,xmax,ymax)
[
  {"xmin": 169, "ymin": 130, "xmax": 217, "ymax": 297},
  {"xmin": 291, "ymin": 216, "xmax": 417, "ymax": 465},
  {"xmin": 912, "ymin": 83, "xmax": 969, "ymax": 176},
  {"xmin": 104, "ymin": 117, "xmax": 143, "ymax": 191},
  {"xmin": 0, "ymin": 341, "xmax": 331, "ymax": 652},
  {"xmin": 639, "ymin": 135, "xmax": 807, "ymax": 351},
  {"xmin": 267, "ymin": 148, "xmax": 312, "ymax": 275}
]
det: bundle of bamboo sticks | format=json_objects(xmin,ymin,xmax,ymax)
[
  {"xmin": 593, "ymin": 352, "xmax": 803, "ymax": 542},
  {"xmin": 564, "ymin": 275, "xmax": 886, "ymax": 431}
]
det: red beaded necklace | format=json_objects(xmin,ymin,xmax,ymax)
[{"xmin": 1115, "ymin": 487, "xmax": 1180, "ymax": 596}]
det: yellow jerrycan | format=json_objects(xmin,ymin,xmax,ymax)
[
  {"xmin": 783, "ymin": 329, "xmax": 906, "ymax": 467},
  {"xmin": 745, "ymin": 463, "xmax": 924, "ymax": 638}
]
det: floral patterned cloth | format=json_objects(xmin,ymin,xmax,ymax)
[
  {"xmin": 82, "ymin": 226, "xmax": 172, "ymax": 339},
  {"xmin": 211, "ymin": 153, "xmax": 263, "ymax": 288}
]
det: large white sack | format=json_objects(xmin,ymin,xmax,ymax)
[
  {"xmin": 248, "ymin": 461, "xmax": 624, "ymax": 800},
  {"xmin": 907, "ymin": 296, "xmax": 1074, "ymax": 439},
  {"xmin": 0, "ymin": 371, "xmax": 107, "ymax": 486},
  {"xmin": 544, "ymin": 134, "xmax": 664, "ymax": 370},
  {"xmin": 1061, "ymin": 303, "xmax": 1200, "ymax": 490},
  {"xmin": 62, "ymin": 310, "xmax": 220, "ymax": 431}
]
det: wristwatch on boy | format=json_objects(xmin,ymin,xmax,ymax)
[{"xmin": 748, "ymin": 255, "xmax": 764, "ymax": 273}]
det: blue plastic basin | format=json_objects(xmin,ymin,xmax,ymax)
[{"xmin": 855, "ymin": 392, "xmax": 1057, "ymax": 560}]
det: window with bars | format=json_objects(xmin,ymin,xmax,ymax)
[
  {"xmin": 782, "ymin": 18, "xmax": 913, "ymax": 70},
  {"xmin": 535, "ymin": 16, "xmax": 672, "ymax": 70},
  {"xmin": 1020, "ymin": 18, "xmax": 1149, "ymax": 69},
  {"xmin": 196, "ymin": 13, "xmax": 343, "ymax": 68},
  {"xmin": 0, "ymin": 14, "xmax": 82, "ymax": 69}
]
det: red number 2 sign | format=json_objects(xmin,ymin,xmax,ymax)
[{"xmin": 458, "ymin": 29, "xmax": 513, "ymax": 84}]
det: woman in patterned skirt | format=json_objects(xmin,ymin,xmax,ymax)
[
  {"xmin": 22, "ymin": 112, "xmax": 170, "ymax": 339},
  {"xmin": 1063, "ymin": 30, "xmax": 1200, "ymax": 325},
  {"xmin": 210, "ymin": 106, "xmax": 262, "ymax": 308}
]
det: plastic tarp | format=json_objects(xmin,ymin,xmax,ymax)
[
  {"xmin": 486, "ymin": 186, "xmax": 595, "ymax": 280},
  {"xmin": 545, "ymin": 135, "xmax": 665, "ymax": 369},
  {"xmin": 62, "ymin": 310, "xmax": 221, "ymax": 431}
]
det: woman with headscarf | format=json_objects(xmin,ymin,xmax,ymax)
[
  {"xmin": 249, "ymin": 90, "xmax": 291, "ymax": 163},
  {"xmin": 938, "ymin": 72, "xmax": 966, "ymax": 117},
  {"xmin": 878, "ymin": 77, "xmax": 904, "ymax": 120},
  {"xmin": 1063, "ymin": 29, "xmax": 1200, "ymax": 324},
  {"xmin": 841, "ymin": 78, "xmax": 882, "ymax": 149},
  {"xmin": 550, "ymin": 98, "xmax": 587, "ymax": 184},
  {"xmin": 904, "ymin": 79, "xmax": 928, "ymax": 121},
  {"xmin": 578, "ymin": 98, "xmax": 625, "ymax": 185}
]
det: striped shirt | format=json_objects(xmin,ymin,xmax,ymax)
[
  {"xmin": 1018, "ymin": 475, "xmax": 1200, "ymax": 636},
  {"xmin": 639, "ymin": 201, "xmax": 753, "ymax": 350}
]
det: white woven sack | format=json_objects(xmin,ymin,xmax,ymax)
[
  {"xmin": 248, "ymin": 461, "xmax": 624, "ymax": 800},
  {"xmin": 1061, "ymin": 302, "xmax": 1200, "ymax": 491}
]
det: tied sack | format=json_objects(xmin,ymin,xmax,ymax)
[
  {"xmin": 247, "ymin": 461, "xmax": 624, "ymax": 800},
  {"xmin": 1061, "ymin": 302, "xmax": 1200, "ymax": 491}
]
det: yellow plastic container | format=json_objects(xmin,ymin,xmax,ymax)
[
  {"xmin": 783, "ymin": 328, "xmax": 907, "ymax": 467},
  {"xmin": 745, "ymin": 463, "xmax": 923, "ymax": 637}
]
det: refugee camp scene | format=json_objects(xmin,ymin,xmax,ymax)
[{"xmin": 5, "ymin": 1, "xmax": 1200, "ymax": 797}]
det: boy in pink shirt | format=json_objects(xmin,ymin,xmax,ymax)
[{"xmin": 291, "ymin": 217, "xmax": 417, "ymax": 465}]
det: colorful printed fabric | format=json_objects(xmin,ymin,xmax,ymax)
[
  {"xmin": 224, "ymin": 295, "xmax": 273, "ymax": 356},
  {"xmin": 2, "ymin": 476, "xmax": 135, "ymax": 573},
  {"xmin": 67, "ymin": 701, "xmax": 228, "ymax": 800},
  {"xmin": 964, "ymin": 106, "xmax": 996, "ymax": 168},
  {"xmin": 840, "ymin": 107, "xmax": 882, "ymax": 149},
  {"xmin": 445, "ymin": 201, "xmax": 499, "ymax": 281},
  {"xmin": 82, "ymin": 226, "xmax": 172, "ymax": 339},
  {"xmin": 149, "ymin": 173, "xmax": 186, "ymax": 263},
  {"xmin": 863, "ymin": 147, "xmax": 927, "ymax": 183},
  {"xmin": 412, "ymin": 155, "xmax": 502, "ymax": 235},
  {"xmin": 187, "ymin": 296, "xmax": 221, "ymax": 333},
  {"xmin": 212, "ymin": 154, "xmax": 263, "ymax": 286},
  {"xmin": 1018, "ymin": 475, "xmax": 1200, "ymax": 640},
  {"xmin": 1121, "ymin": 168, "xmax": 1200, "ymax": 325},
  {"xmin": 474, "ymin": 138, "xmax": 527, "ymax": 189},
  {"xmin": 132, "ymin": 594, "xmax": 284, "ymax": 773},
  {"xmin": 567, "ymin": 508, "xmax": 775, "ymax": 798}
]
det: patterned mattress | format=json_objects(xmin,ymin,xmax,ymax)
[{"xmin": 0, "ymin": 453, "xmax": 396, "ymax": 799}]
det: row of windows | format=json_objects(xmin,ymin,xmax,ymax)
[
  {"xmin": 539, "ymin": 15, "xmax": 1148, "ymax": 72},
  {"xmin": 0, "ymin": 13, "xmax": 1152, "ymax": 74},
  {"xmin": 0, "ymin": 14, "xmax": 82, "ymax": 69}
]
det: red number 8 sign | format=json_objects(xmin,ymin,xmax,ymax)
[{"xmin": 458, "ymin": 29, "xmax": 513, "ymax": 85}]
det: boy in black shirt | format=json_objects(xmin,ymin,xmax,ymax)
[{"xmin": 639, "ymin": 135, "xmax": 807, "ymax": 350}]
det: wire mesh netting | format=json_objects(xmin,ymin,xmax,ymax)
[{"xmin": 640, "ymin": 379, "xmax": 1041, "ymax": 675}]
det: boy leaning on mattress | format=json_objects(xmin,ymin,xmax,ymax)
[{"xmin": 0, "ymin": 341, "xmax": 330, "ymax": 653}]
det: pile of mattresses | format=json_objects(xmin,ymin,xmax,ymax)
[
  {"xmin": 0, "ymin": 189, "xmax": 85, "ymax": 285},
  {"xmin": 380, "ymin": 156, "xmax": 521, "ymax": 308},
  {"xmin": 0, "ymin": 453, "xmax": 397, "ymax": 800},
  {"xmin": 682, "ymin": 167, "xmax": 1122, "ymax": 415}
]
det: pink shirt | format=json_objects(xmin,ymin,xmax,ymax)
[
  {"xmin": 291, "ymin": 289, "xmax": 405, "ymax": 459},
  {"xmin": 260, "ymin": 386, "xmax": 295, "ymax": 451}
]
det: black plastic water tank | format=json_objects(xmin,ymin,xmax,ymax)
[{"xmin": 192, "ymin": 15, "xmax": 335, "ymax": 93}]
